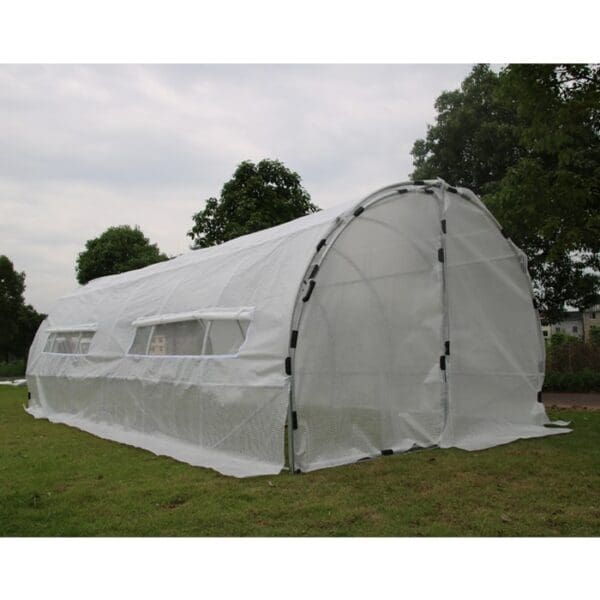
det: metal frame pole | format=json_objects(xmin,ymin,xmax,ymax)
[{"xmin": 287, "ymin": 386, "xmax": 296, "ymax": 474}]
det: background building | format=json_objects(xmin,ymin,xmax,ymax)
[
  {"xmin": 583, "ymin": 306, "xmax": 600, "ymax": 342},
  {"xmin": 541, "ymin": 306, "xmax": 600, "ymax": 342}
]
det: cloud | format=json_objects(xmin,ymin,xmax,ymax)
[{"xmin": 0, "ymin": 64, "xmax": 473, "ymax": 312}]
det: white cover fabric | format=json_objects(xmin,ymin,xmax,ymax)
[
  {"xmin": 293, "ymin": 192, "xmax": 446, "ymax": 470},
  {"xmin": 440, "ymin": 188, "xmax": 553, "ymax": 449},
  {"xmin": 26, "ymin": 202, "xmax": 347, "ymax": 476},
  {"xmin": 26, "ymin": 180, "xmax": 569, "ymax": 477}
]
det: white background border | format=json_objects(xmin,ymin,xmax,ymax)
[
  {"xmin": 0, "ymin": 0, "xmax": 597, "ymax": 63},
  {"xmin": 1, "ymin": 1, "xmax": 598, "ymax": 598}
]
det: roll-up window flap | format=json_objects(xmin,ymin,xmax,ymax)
[
  {"xmin": 132, "ymin": 307, "xmax": 254, "ymax": 328},
  {"xmin": 46, "ymin": 323, "xmax": 97, "ymax": 333}
]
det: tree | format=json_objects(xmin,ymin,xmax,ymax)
[
  {"xmin": 15, "ymin": 303, "xmax": 46, "ymax": 360},
  {"xmin": 0, "ymin": 255, "xmax": 25, "ymax": 361},
  {"xmin": 188, "ymin": 159, "xmax": 318, "ymax": 249},
  {"xmin": 411, "ymin": 64, "xmax": 522, "ymax": 195},
  {"xmin": 76, "ymin": 225, "xmax": 169, "ymax": 285},
  {"xmin": 0, "ymin": 255, "xmax": 45, "ymax": 362},
  {"xmin": 411, "ymin": 64, "xmax": 600, "ymax": 321},
  {"xmin": 485, "ymin": 64, "xmax": 600, "ymax": 320}
]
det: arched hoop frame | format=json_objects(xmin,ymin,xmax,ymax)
[{"xmin": 284, "ymin": 178, "xmax": 543, "ymax": 473}]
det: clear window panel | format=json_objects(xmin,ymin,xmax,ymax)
[
  {"xmin": 149, "ymin": 320, "xmax": 206, "ymax": 356},
  {"xmin": 205, "ymin": 319, "xmax": 248, "ymax": 355},
  {"xmin": 128, "ymin": 318, "xmax": 249, "ymax": 356},
  {"xmin": 129, "ymin": 326, "xmax": 152, "ymax": 355},
  {"xmin": 43, "ymin": 333, "xmax": 56, "ymax": 352},
  {"xmin": 77, "ymin": 331, "xmax": 94, "ymax": 354},
  {"xmin": 54, "ymin": 333, "xmax": 79, "ymax": 353},
  {"xmin": 43, "ymin": 330, "xmax": 95, "ymax": 354}
]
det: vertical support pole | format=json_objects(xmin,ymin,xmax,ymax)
[
  {"xmin": 287, "ymin": 394, "xmax": 296, "ymax": 474},
  {"xmin": 144, "ymin": 325, "xmax": 156, "ymax": 355},
  {"xmin": 437, "ymin": 188, "xmax": 451, "ymax": 433},
  {"xmin": 201, "ymin": 321, "xmax": 212, "ymax": 355},
  {"xmin": 285, "ymin": 352, "xmax": 296, "ymax": 474}
]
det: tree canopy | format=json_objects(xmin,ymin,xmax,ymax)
[
  {"xmin": 188, "ymin": 159, "xmax": 318, "ymax": 249},
  {"xmin": 411, "ymin": 64, "xmax": 600, "ymax": 321},
  {"xmin": 0, "ymin": 255, "xmax": 45, "ymax": 362},
  {"xmin": 76, "ymin": 225, "xmax": 169, "ymax": 285}
]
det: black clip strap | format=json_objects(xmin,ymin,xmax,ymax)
[{"xmin": 302, "ymin": 280, "xmax": 316, "ymax": 302}]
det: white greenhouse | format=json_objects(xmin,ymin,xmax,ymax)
[{"xmin": 26, "ymin": 180, "xmax": 569, "ymax": 477}]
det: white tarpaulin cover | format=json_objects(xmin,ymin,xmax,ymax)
[{"xmin": 26, "ymin": 180, "xmax": 570, "ymax": 477}]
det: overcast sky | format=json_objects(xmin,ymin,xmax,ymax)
[{"xmin": 0, "ymin": 64, "xmax": 473, "ymax": 313}]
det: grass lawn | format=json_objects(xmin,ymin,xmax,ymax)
[{"xmin": 1, "ymin": 386, "xmax": 599, "ymax": 536}]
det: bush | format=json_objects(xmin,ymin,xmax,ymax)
[
  {"xmin": 0, "ymin": 359, "xmax": 25, "ymax": 377},
  {"xmin": 543, "ymin": 331, "xmax": 600, "ymax": 391},
  {"xmin": 543, "ymin": 370, "xmax": 600, "ymax": 393},
  {"xmin": 548, "ymin": 331, "xmax": 577, "ymax": 348},
  {"xmin": 546, "ymin": 336, "xmax": 600, "ymax": 373}
]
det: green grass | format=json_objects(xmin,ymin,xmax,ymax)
[{"xmin": 1, "ymin": 386, "xmax": 599, "ymax": 536}]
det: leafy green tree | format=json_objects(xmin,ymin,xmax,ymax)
[
  {"xmin": 411, "ymin": 64, "xmax": 521, "ymax": 195},
  {"xmin": 411, "ymin": 64, "xmax": 600, "ymax": 321},
  {"xmin": 188, "ymin": 159, "xmax": 318, "ymax": 249},
  {"xmin": 15, "ymin": 303, "xmax": 46, "ymax": 360},
  {"xmin": 0, "ymin": 255, "xmax": 25, "ymax": 361},
  {"xmin": 76, "ymin": 225, "xmax": 168, "ymax": 285},
  {"xmin": 485, "ymin": 65, "xmax": 600, "ymax": 320},
  {"xmin": 0, "ymin": 255, "xmax": 44, "ymax": 362}
]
